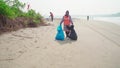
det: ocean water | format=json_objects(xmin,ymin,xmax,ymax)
[
  {"xmin": 76, "ymin": 16, "xmax": 120, "ymax": 26},
  {"xmin": 92, "ymin": 17, "xmax": 120, "ymax": 26},
  {"xmin": 44, "ymin": 15, "xmax": 120, "ymax": 26}
]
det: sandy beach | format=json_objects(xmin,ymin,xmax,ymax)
[{"xmin": 0, "ymin": 19, "xmax": 120, "ymax": 68}]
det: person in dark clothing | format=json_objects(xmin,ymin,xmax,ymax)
[
  {"xmin": 49, "ymin": 12, "xmax": 54, "ymax": 22},
  {"xmin": 87, "ymin": 16, "xmax": 89, "ymax": 21}
]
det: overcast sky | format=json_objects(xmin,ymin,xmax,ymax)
[{"xmin": 20, "ymin": 0, "xmax": 120, "ymax": 16}]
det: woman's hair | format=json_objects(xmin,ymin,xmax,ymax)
[
  {"xmin": 66, "ymin": 10, "xmax": 69, "ymax": 13},
  {"xmin": 65, "ymin": 10, "xmax": 69, "ymax": 16}
]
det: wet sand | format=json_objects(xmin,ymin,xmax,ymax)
[{"xmin": 0, "ymin": 19, "xmax": 120, "ymax": 68}]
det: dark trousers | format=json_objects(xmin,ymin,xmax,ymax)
[
  {"xmin": 51, "ymin": 17, "xmax": 53, "ymax": 21},
  {"xmin": 65, "ymin": 31, "xmax": 69, "ymax": 37}
]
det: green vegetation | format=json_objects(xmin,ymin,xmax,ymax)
[
  {"xmin": 0, "ymin": 0, "xmax": 43, "ymax": 19},
  {"xmin": 25, "ymin": 9, "xmax": 43, "ymax": 23},
  {"xmin": 0, "ymin": 0, "xmax": 46, "ymax": 34},
  {"xmin": 0, "ymin": 0, "xmax": 24, "ymax": 18}
]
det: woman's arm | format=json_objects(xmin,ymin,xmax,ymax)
[{"xmin": 69, "ymin": 16, "xmax": 73, "ymax": 25}]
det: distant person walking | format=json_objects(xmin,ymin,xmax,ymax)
[
  {"xmin": 60, "ymin": 10, "xmax": 73, "ymax": 38},
  {"xmin": 87, "ymin": 16, "xmax": 89, "ymax": 21},
  {"xmin": 49, "ymin": 12, "xmax": 54, "ymax": 22}
]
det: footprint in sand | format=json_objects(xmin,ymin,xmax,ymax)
[
  {"xmin": 43, "ymin": 47, "xmax": 47, "ymax": 49},
  {"xmin": 34, "ymin": 40, "xmax": 37, "ymax": 43},
  {"xmin": 36, "ymin": 46, "xmax": 40, "ymax": 48}
]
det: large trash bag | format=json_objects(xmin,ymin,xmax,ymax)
[
  {"xmin": 67, "ymin": 25, "xmax": 77, "ymax": 40},
  {"xmin": 55, "ymin": 25, "xmax": 64, "ymax": 40}
]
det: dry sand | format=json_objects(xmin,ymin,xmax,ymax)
[{"xmin": 0, "ymin": 19, "xmax": 120, "ymax": 68}]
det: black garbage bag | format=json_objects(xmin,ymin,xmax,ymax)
[{"xmin": 67, "ymin": 25, "xmax": 77, "ymax": 40}]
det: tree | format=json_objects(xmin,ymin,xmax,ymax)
[{"xmin": 4, "ymin": 0, "xmax": 25, "ymax": 9}]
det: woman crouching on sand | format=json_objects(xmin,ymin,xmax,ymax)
[{"xmin": 60, "ymin": 10, "xmax": 74, "ymax": 38}]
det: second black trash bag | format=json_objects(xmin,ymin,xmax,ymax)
[{"xmin": 67, "ymin": 25, "xmax": 77, "ymax": 40}]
